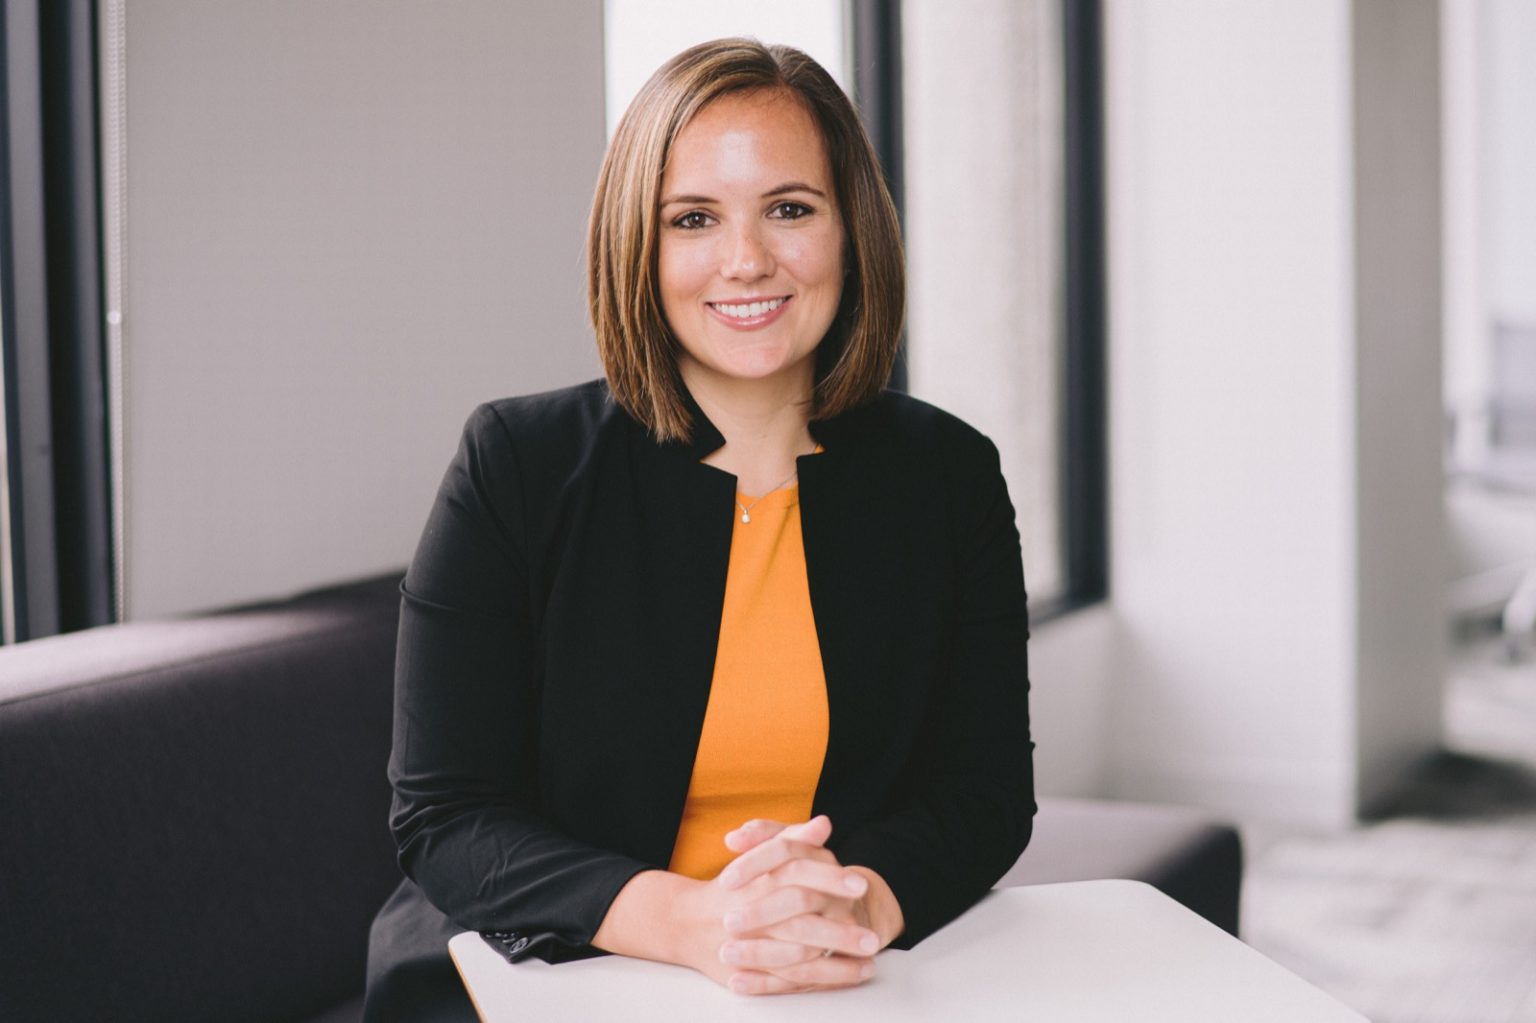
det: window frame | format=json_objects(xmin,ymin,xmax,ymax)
[{"xmin": 856, "ymin": 0, "xmax": 1108, "ymax": 619}]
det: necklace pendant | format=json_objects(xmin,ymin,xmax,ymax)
[{"xmin": 740, "ymin": 511, "xmax": 751, "ymax": 524}]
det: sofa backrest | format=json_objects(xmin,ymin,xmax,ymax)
[{"xmin": 0, "ymin": 574, "xmax": 405, "ymax": 1023}]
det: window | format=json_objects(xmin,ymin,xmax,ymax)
[{"xmin": 903, "ymin": 0, "xmax": 1104, "ymax": 613}]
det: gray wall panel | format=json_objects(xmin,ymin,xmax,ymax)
[{"xmin": 116, "ymin": 1, "xmax": 605, "ymax": 618}]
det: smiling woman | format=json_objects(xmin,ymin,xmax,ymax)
[{"xmin": 364, "ymin": 38, "xmax": 1034, "ymax": 1021}]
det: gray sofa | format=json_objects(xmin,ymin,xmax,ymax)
[{"xmin": 0, "ymin": 573, "xmax": 1240, "ymax": 1023}]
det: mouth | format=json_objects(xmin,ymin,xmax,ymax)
[{"xmin": 705, "ymin": 295, "xmax": 791, "ymax": 328}]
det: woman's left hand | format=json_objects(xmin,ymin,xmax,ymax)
[{"xmin": 714, "ymin": 816, "xmax": 904, "ymax": 994}]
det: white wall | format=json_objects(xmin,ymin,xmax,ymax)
[
  {"xmin": 1098, "ymin": 0, "xmax": 1443, "ymax": 827},
  {"xmin": 114, "ymin": 1, "xmax": 605, "ymax": 619}
]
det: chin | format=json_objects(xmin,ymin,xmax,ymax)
[
  {"xmin": 697, "ymin": 347, "xmax": 810, "ymax": 383},
  {"xmin": 722, "ymin": 360, "xmax": 813, "ymax": 387}
]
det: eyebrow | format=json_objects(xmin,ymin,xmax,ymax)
[{"xmin": 659, "ymin": 182, "xmax": 828, "ymax": 207}]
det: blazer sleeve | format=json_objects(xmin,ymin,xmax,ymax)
[
  {"xmin": 828, "ymin": 431, "xmax": 1036, "ymax": 949},
  {"xmin": 387, "ymin": 403, "xmax": 652, "ymax": 962}
]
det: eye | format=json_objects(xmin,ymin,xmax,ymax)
[
  {"xmin": 671, "ymin": 210, "xmax": 714, "ymax": 230},
  {"xmin": 769, "ymin": 201, "xmax": 813, "ymax": 221}
]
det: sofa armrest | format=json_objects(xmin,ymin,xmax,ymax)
[{"xmin": 997, "ymin": 797, "xmax": 1244, "ymax": 936}]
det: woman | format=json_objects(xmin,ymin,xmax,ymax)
[{"xmin": 364, "ymin": 38, "xmax": 1034, "ymax": 1020}]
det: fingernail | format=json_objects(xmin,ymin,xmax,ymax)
[
  {"xmin": 860, "ymin": 962, "xmax": 875, "ymax": 979},
  {"xmin": 859, "ymin": 933, "xmax": 879, "ymax": 954},
  {"xmin": 719, "ymin": 943, "xmax": 742, "ymax": 964},
  {"xmin": 729, "ymin": 974, "xmax": 750, "ymax": 994},
  {"xmin": 843, "ymin": 874, "xmax": 867, "ymax": 894},
  {"xmin": 719, "ymin": 868, "xmax": 739, "ymax": 888},
  {"xmin": 723, "ymin": 911, "xmax": 744, "ymax": 932}
]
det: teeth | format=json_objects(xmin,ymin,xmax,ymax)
[{"xmin": 712, "ymin": 297, "xmax": 786, "ymax": 319}]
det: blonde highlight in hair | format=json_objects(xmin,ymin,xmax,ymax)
[{"xmin": 587, "ymin": 38, "xmax": 905, "ymax": 443}]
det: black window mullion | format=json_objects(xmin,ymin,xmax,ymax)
[
  {"xmin": 40, "ymin": 0, "xmax": 112, "ymax": 633},
  {"xmin": 849, "ymin": 0, "xmax": 907, "ymax": 393},
  {"xmin": 853, "ymin": 0, "xmax": 1108, "ymax": 617},
  {"xmin": 1060, "ymin": 0, "xmax": 1108, "ymax": 608},
  {"xmin": 0, "ymin": 0, "xmax": 112, "ymax": 643},
  {"xmin": 1, "ymin": 0, "xmax": 62, "ymax": 642}
]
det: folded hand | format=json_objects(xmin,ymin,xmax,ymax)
[{"xmin": 707, "ymin": 815, "xmax": 883, "ymax": 995}]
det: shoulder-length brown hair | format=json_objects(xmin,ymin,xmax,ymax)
[{"xmin": 587, "ymin": 38, "xmax": 905, "ymax": 443}]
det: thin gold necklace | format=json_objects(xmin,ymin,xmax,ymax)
[
  {"xmin": 735, "ymin": 465, "xmax": 802, "ymax": 524},
  {"xmin": 734, "ymin": 445, "xmax": 823, "ymax": 525}
]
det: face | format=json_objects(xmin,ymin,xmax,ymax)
[{"xmin": 657, "ymin": 89, "xmax": 844, "ymax": 396}]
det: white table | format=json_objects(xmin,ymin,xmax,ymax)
[{"xmin": 449, "ymin": 879, "xmax": 1366, "ymax": 1022}]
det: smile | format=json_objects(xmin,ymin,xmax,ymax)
[{"xmin": 703, "ymin": 293, "xmax": 786, "ymax": 321}]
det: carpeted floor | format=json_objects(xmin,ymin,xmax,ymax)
[{"xmin": 1241, "ymin": 631, "xmax": 1536, "ymax": 1023}]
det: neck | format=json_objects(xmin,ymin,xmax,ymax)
[{"xmin": 680, "ymin": 360, "xmax": 817, "ymax": 496}]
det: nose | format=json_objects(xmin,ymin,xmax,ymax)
[{"xmin": 720, "ymin": 221, "xmax": 774, "ymax": 281}]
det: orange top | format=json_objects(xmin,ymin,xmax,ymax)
[{"xmin": 667, "ymin": 481, "xmax": 830, "ymax": 880}]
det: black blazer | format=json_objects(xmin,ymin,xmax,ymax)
[{"xmin": 377, "ymin": 378, "xmax": 1034, "ymax": 974}]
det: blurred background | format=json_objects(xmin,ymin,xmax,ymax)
[{"xmin": 1, "ymin": 1, "xmax": 1531, "ymax": 1019}]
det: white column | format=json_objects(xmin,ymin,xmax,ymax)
[{"xmin": 1102, "ymin": 0, "xmax": 1444, "ymax": 827}]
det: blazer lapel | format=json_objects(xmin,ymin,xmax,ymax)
[
  {"xmin": 799, "ymin": 405, "xmax": 887, "ymax": 825},
  {"xmin": 622, "ymin": 396, "xmax": 736, "ymax": 865}
]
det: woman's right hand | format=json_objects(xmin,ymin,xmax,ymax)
[
  {"xmin": 673, "ymin": 816, "xmax": 880, "ymax": 994},
  {"xmin": 594, "ymin": 817, "xmax": 880, "ymax": 993}
]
